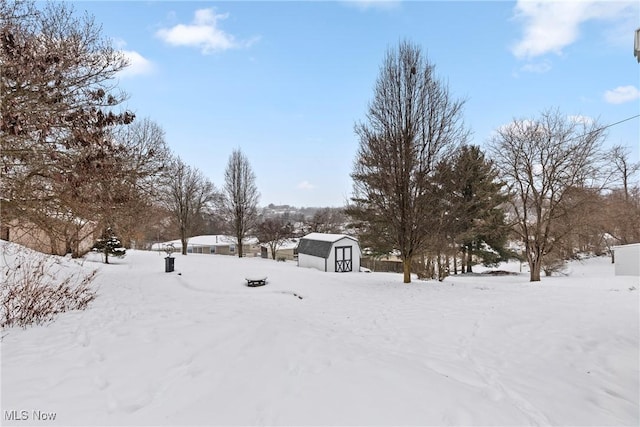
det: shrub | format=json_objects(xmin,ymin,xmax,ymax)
[
  {"xmin": 92, "ymin": 227, "xmax": 126, "ymax": 264},
  {"xmin": 1, "ymin": 243, "xmax": 98, "ymax": 329},
  {"xmin": 542, "ymin": 252, "xmax": 568, "ymax": 277}
]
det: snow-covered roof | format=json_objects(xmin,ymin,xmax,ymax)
[
  {"xmin": 612, "ymin": 243, "xmax": 640, "ymax": 249},
  {"xmin": 151, "ymin": 235, "xmax": 259, "ymax": 250},
  {"xmin": 298, "ymin": 233, "xmax": 359, "ymax": 258},
  {"xmin": 301, "ymin": 233, "xmax": 358, "ymax": 243},
  {"xmin": 261, "ymin": 238, "xmax": 299, "ymax": 250}
]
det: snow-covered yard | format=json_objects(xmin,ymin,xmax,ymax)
[{"xmin": 2, "ymin": 247, "xmax": 638, "ymax": 426}]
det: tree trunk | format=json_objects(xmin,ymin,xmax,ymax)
[
  {"xmin": 527, "ymin": 244, "xmax": 542, "ymax": 282},
  {"xmin": 530, "ymin": 259, "xmax": 542, "ymax": 281},
  {"xmin": 402, "ymin": 255, "xmax": 412, "ymax": 283},
  {"xmin": 180, "ymin": 236, "xmax": 188, "ymax": 255},
  {"xmin": 461, "ymin": 247, "xmax": 466, "ymax": 272},
  {"xmin": 426, "ymin": 257, "xmax": 435, "ymax": 279},
  {"xmin": 453, "ymin": 251, "xmax": 457, "ymax": 275},
  {"xmin": 437, "ymin": 253, "xmax": 445, "ymax": 281},
  {"xmin": 237, "ymin": 234, "xmax": 244, "ymax": 257},
  {"xmin": 466, "ymin": 244, "xmax": 473, "ymax": 273},
  {"xmin": 445, "ymin": 253, "xmax": 450, "ymax": 278}
]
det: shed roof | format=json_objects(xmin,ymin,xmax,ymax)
[
  {"xmin": 302, "ymin": 232, "xmax": 358, "ymax": 243},
  {"xmin": 297, "ymin": 233, "xmax": 359, "ymax": 259},
  {"xmin": 612, "ymin": 243, "xmax": 640, "ymax": 249}
]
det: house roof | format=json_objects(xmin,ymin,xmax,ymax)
[
  {"xmin": 151, "ymin": 235, "xmax": 259, "ymax": 250},
  {"xmin": 297, "ymin": 233, "xmax": 359, "ymax": 258},
  {"xmin": 260, "ymin": 238, "xmax": 299, "ymax": 250}
]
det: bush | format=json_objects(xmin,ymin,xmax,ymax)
[
  {"xmin": 92, "ymin": 227, "xmax": 126, "ymax": 264},
  {"xmin": 1, "ymin": 243, "xmax": 98, "ymax": 329},
  {"xmin": 542, "ymin": 252, "xmax": 568, "ymax": 277}
]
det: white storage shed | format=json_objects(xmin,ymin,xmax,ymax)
[
  {"xmin": 613, "ymin": 243, "xmax": 640, "ymax": 276},
  {"xmin": 297, "ymin": 233, "xmax": 361, "ymax": 273}
]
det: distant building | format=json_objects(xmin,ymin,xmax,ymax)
[
  {"xmin": 612, "ymin": 243, "xmax": 640, "ymax": 276},
  {"xmin": 297, "ymin": 232, "xmax": 361, "ymax": 273},
  {"xmin": 260, "ymin": 239, "xmax": 299, "ymax": 261},
  {"xmin": 1, "ymin": 218, "xmax": 97, "ymax": 257},
  {"xmin": 152, "ymin": 235, "xmax": 260, "ymax": 256}
]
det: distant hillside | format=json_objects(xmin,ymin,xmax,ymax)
[{"xmin": 260, "ymin": 204, "xmax": 344, "ymax": 219}]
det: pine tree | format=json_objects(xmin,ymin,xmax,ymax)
[
  {"xmin": 92, "ymin": 228, "xmax": 126, "ymax": 264},
  {"xmin": 438, "ymin": 145, "xmax": 510, "ymax": 272}
]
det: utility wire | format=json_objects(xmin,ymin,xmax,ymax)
[{"xmin": 566, "ymin": 114, "xmax": 639, "ymax": 143}]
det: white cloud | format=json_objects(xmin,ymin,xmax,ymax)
[
  {"xmin": 297, "ymin": 181, "xmax": 315, "ymax": 190},
  {"xmin": 111, "ymin": 39, "xmax": 154, "ymax": 78},
  {"xmin": 156, "ymin": 8, "xmax": 256, "ymax": 54},
  {"xmin": 519, "ymin": 60, "xmax": 551, "ymax": 74},
  {"xmin": 119, "ymin": 50, "xmax": 154, "ymax": 78},
  {"xmin": 568, "ymin": 115, "xmax": 594, "ymax": 126},
  {"xmin": 342, "ymin": 0, "xmax": 401, "ymax": 11},
  {"xmin": 604, "ymin": 85, "xmax": 640, "ymax": 104},
  {"xmin": 511, "ymin": 0, "xmax": 638, "ymax": 59}
]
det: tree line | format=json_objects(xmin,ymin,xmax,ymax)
[
  {"xmin": 0, "ymin": 0, "xmax": 262, "ymax": 261},
  {"xmin": 0, "ymin": 0, "xmax": 343, "ymax": 262},
  {"xmin": 348, "ymin": 40, "xmax": 639, "ymax": 283}
]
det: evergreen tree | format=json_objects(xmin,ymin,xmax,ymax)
[
  {"xmin": 438, "ymin": 145, "xmax": 510, "ymax": 272},
  {"xmin": 92, "ymin": 228, "xmax": 126, "ymax": 264}
]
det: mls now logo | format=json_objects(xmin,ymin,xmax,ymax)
[{"xmin": 4, "ymin": 410, "xmax": 57, "ymax": 421}]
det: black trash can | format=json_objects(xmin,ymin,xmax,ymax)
[{"xmin": 165, "ymin": 256, "xmax": 175, "ymax": 273}]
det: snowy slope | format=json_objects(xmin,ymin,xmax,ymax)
[{"xmin": 2, "ymin": 249, "xmax": 638, "ymax": 426}]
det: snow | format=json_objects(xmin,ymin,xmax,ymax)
[
  {"xmin": 262, "ymin": 238, "xmax": 299, "ymax": 251},
  {"xmin": 302, "ymin": 232, "xmax": 357, "ymax": 242},
  {"xmin": 150, "ymin": 235, "xmax": 259, "ymax": 251},
  {"xmin": 2, "ymin": 245, "xmax": 639, "ymax": 426}
]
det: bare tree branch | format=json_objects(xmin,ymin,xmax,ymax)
[{"xmin": 349, "ymin": 40, "xmax": 469, "ymax": 283}]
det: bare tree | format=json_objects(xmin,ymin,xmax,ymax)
[
  {"xmin": 255, "ymin": 215, "xmax": 294, "ymax": 260},
  {"xmin": 348, "ymin": 40, "xmax": 469, "ymax": 283},
  {"xmin": 609, "ymin": 145, "xmax": 640, "ymax": 203},
  {"xmin": 601, "ymin": 145, "xmax": 640, "ymax": 246},
  {"xmin": 34, "ymin": 117, "xmax": 170, "ymax": 256},
  {"xmin": 222, "ymin": 149, "xmax": 259, "ymax": 257},
  {"xmin": 163, "ymin": 158, "xmax": 217, "ymax": 255},
  {"xmin": 304, "ymin": 208, "xmax": 346, "ymax": 234},
  {"xmin": 106, "ymin": 118, "xmax": 172, "ymax": 247},
  {"xmin": 1, "ymin": 0, "xmax": 134, "ymax": 255},
  {"xmin": 488, "ymin": 109, "xmax": 607, "ymax": 281}
]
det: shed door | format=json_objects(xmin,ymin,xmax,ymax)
[{"xmin": 335, "ymin": 246, "xmax": 352, "ymax": 272}]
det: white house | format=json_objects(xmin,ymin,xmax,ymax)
[
  {"xmin": 613, "ymin": 243, "xmax": 640, "ymax": 276},
  {"xmin": 152, "ymin": 235, "xmax": 259, "ymax": 256},
  {"xmin": 297, "ymin": 233, "xmax": 361, "ymax": 273}
]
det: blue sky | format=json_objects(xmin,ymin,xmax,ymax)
[{"xmin": 72, "ymin": 0, "xmax": 639, "ymax": 207}]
